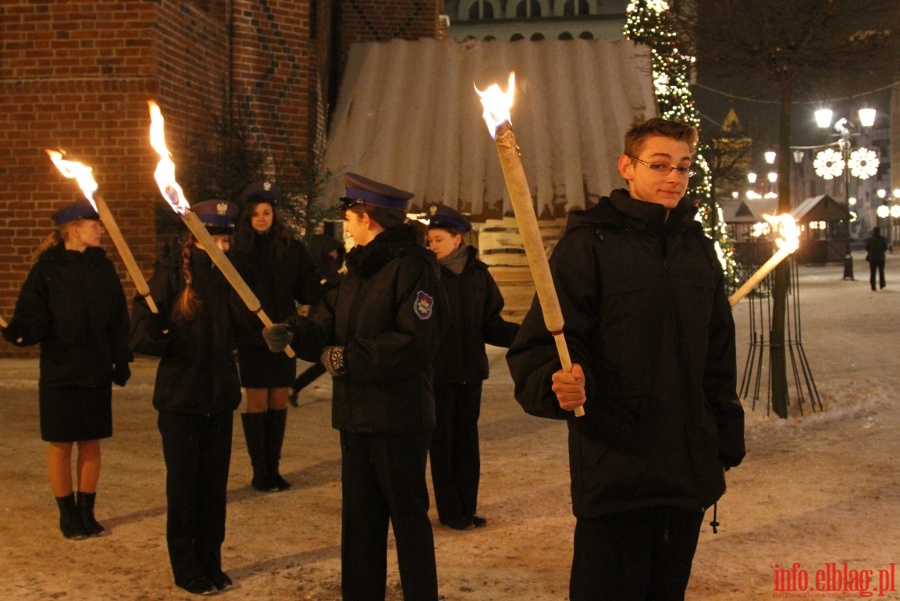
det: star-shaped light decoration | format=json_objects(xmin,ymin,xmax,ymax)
[
  {"xmin": 814, "ymin": 148, "xmax": 845, "ymax": 179},
  {"xmin": 848, "ymin": 147, "xmax": 879, "ymax": 179}
]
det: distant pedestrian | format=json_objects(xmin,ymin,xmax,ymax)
[
  {"xmin": 865, "ymin": 226, "xmax": 887, "ymax": 291},
  {"xmin": 1, "ymin": 198, "xmax": 132, "ymax": 540},
  {"xmin": 425, "ymin": 204, "xmax": 519, "ymax": 531}
]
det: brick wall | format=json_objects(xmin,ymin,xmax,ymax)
[
  {"xmin": 0, "ymin": 0, "xmax": 312, "ymax": 357},
  {"xmin": 0, "ymin": 0, "xmax": 440, "ymax": 357},
  {"xmin": 339, "ymin": 1, "xmax": 441, "ymax": 65}
]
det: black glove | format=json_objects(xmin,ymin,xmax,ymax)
[
  {"xmin": 262, "ymin": 324, "xmax": 293, "ymax": 353},
  {"xmin": 320, "ymin": 345, "xmax": 347, "ymax": 377},
  {"xmin": 1, "ymin": 323, "xmax": 24, "ymax": 345},
  {"xmin": 112, "ymin": 363, "xmax": 131, "ymax": 387},
  {"xmin": 147, "ymin": 312, "xmax": 169, "ymax": 338}
]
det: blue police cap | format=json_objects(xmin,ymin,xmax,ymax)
[
  {"xmin": 427, "ymin": 204, "xmax": 472, "ymax": 234},
  {"xmin": 341, "ymin": 172, "xmax": 413, "ymax": 211},
  {"xmin": 192, "ymin": 199, "xmax": 239, "ymax": 235},
  {"xmin": 240, "ymin": 181, "xmax": 282, "ymax": 206},
  {"xmin": 51, "ymin": 198, "xmax": 100, "ymax": 227}
]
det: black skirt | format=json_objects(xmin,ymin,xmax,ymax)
[
  {"xmin": 237, "ymin": 344, "xmax": 297, "ymax": 388},
  {"xmin": 39, "ymin": 384, "xmax": 113, "ymax": 442}
]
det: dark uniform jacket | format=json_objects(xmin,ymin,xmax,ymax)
[
  {"xmin": 433, "ymin": 246, "xmax": 519, "ymax": 384},
  {"xmin": 285, "ymin": 224, "xmax": 448, "ymax": 434},
  {"xmin": 507, "ymin": 189, "xmax": 746, "ymax": 519},
  {"xmin": 865, "ymin": 232, "xmax": 888, "ymax": 262},
  {"xmin": 129, "ymin": 249, "xmax": 250, "ymax": 415},
  {"xmin": 233, "ymin": 232, "xmax": 321, "ymax": 347},
  {"xmin": 3, "ymin": 243, "xmax": 131, "ymax": 389}
]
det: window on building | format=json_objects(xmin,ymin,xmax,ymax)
[
  {"xmin": 514, "ymin": 0, "xmax": 543, "ymax": 18},
  {"xmin": 559, "ymin": 32, "xmax": 574, "ymax": 40},
  {"xmin": 510, "ymin": 33, "xmax": 525, "ymax": 41},
  {"xmin": 578, "ymin": 31, "xmax": 594, "ymax": 40},
  {"xmin": 564, "ymin": 0, "xmax": 591, "ymax": 15},
  {"xmin": 530, "ymin": 32, "xmax": 545, "ymax": 40},
  {"xmin": 466, "ymin": 0, "xmax": 495, "ymax": 19}
]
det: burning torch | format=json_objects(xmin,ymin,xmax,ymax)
[
  {"xmin": 476, "ymin": 73, "xmax": 584, "ymax": 417},
  {"xmin": 147, "ymin": 101, "xmax": 294, "ymax": 357},
  {"xmin": 46, "ymin": 149, "xmax": 159, "ymax": 314},
  {"xmin": 729, "ymin": 214, "xmax": 800, "ymax": 307}
]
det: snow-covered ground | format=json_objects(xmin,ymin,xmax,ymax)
[{"xmin": 0, "ymin": 251, "xmax": 896, "ymax": 600}]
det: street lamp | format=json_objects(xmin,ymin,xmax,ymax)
[{"xmin": 813, "ymin": 107, "xmax": 879, "ymax": 280}]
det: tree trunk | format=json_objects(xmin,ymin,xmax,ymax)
[{"xmin": 770, "ymin": 79, "xmax": 793, "ymax": 418}]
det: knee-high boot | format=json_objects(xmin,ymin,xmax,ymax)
[
  {"xmin": 241, "ymin": 412, "xmax": 277, "ymax": 492},
  {"xmin": 76, "ymin": 491, "xmax": 107, "ymax": 537},
  {"xmin": 265, "ymin": 408, "xmax": 291, "ymax": 491},
  {"xmin": 55, "ymin": 493, "xmax": 87, "ymax": 540}
]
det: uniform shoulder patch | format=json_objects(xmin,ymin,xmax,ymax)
[{"xmin": 414, "ymin": 290, "xmax": 434, "ymax": 320}]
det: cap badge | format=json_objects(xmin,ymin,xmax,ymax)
[
  {"xmin": 216, "ymin": 202, "xmax": 229, "ymax": 215},
  {"xmin": 263, "ymin": 181, "xmax": 272, "ymax": 191}
]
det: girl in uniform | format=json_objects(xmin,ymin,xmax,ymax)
[{"xmin": 2, "ymin": 198, "xmax": 132, "ymax": 540}]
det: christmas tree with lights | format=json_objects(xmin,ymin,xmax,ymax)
[{"xmin": 625, "ymin": 0, "xmax": 736, "ymax": 279}]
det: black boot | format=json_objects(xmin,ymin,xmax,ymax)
[
  {"xmin": 265, "ymin": 408, "xmax": 291, "ymax": 491},
  {"xmin": 241, "ymin": 412, "xmax": 278, "ymax": 492},
  {"xmin": 76, "ymin": 491, "xmax": 107, "ymax": 537},
  {"xmin": 55, "ymin": 493, "xmax": 87, "ymax": 540}
]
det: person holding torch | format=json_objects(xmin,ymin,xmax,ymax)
[
  {"xmin": 129, "ymin": 199, "xmax": 251, "ymax": 595},
  {"xmin": 262, "ymin": 172, "xmax": 447, "ymax": 601},
  {"xmin": 506, "ymin": 118, "xmax": 745, "ymax": 600},
  {"xmin": 1, "ymin": 199, "xmax": 132, "ymax": 540}
]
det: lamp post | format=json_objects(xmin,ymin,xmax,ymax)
[{"xmin": 813, "ymin": 107, "xmax": 879, "ymax": 281}]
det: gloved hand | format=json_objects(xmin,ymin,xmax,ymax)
[
  {"xmin": 147, "ymin": 312, "xmax": 169, "ymax": 338},
  {"xmin": 112, "ymin": 363, "xmax": 131, "ymax": 387},
  {"xmin": 1, "ymin": 323, "xmax": 24, "ymax": 345},
  {"xmin": 262, "ymin": 324, "xmax": 293, "ymax": 353},
  {"xmin": 320, "ymin": 345, "xmax": 347, "ymax": 377}
]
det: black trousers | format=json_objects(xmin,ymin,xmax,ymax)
[
  {"xmin": 429, "ymin": 381, "xmax": 482, "ymax": 523},
  {"xmin": 569, "ymin": 506, "xmax": 705, "ymax": 601},
  {"xmin": 157, "ymin": 410, "xmax": 233, "ymax": 586},
  {"xmin": 340, "ymin": 430, "xmax": 438, "ymax": 601},
  {"xmin": 869, "ymin": 259, "xmax": 886, "ymax": 290}
]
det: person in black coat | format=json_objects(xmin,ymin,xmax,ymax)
[
  {"xmin": 232, "ymin": 182, "xmax": 322, "ymax": 492},
  {"xmin": 506, "ymin": 118, "xmax": 745, "ymax": 601},
  {"xmin": 425, "ymin": 205, "xmax": 519, "ymax": 531},
  {"xmin": 130, "ymin": 200, "xmax": 251, "ymax": 596},
  {"xmin": 287, "ymin": 230, "xmax": 346, "ymax": 406},
  {"xmin": 2, "ymin": 199, "xmax": 132, "ymax": 540},
  {"xmin": 263, "ymin": 173, "xmax": 447, "ymax": 601},
  {"xmin": 865, "ymin": 226, "xmax": 888, "ymax": 291}
]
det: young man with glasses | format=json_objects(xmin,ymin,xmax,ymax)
[{"xmin": 507, "ymin": 117, "xmax": 745, "ymax": 600}]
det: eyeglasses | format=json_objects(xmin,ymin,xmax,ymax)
[{"xmin": 628, "ymin": 156, "xmax": 695, "ymax": 178}]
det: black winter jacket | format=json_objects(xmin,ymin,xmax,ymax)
[
  {"xmin": 285, "ymin": 224, "xmax": 448, "ymax": 434},
  {"xmin": 433, "ymin": 246, "xmax": 519, "ymax": 384},
  {"xmin": 129, "ymin": 249, "xmax": 251, "ymax": 415},
  {"xmin": 3, "ymin": 243, "xmax": 132, "ymax": 389},
  {"xmin": 233, "ymin": 232, "xmax": 321, "ymax": 347},
  {"xmin": 507, "ymin": 189, "xmax": 745, "ymax": 518}
]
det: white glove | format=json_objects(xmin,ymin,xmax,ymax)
[{"xmin": 262, "ymin": 324, "xmax": 293, "ymax": 353}]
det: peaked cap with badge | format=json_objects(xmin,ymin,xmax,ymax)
[
  {"xmin": 192, "ymin": 199, "xmax": 239, "ymax": 235},
  {"xmin": 341, "ymin": 172, "xmax": 414, "ymax": 211},
  {"xmin": 51, "ymin": 198, "xmax": 100, "ymax": 227},
  {"xmin": 240, "ymin": 181, "xmax": 282, "ymax": 206},
  {"xmin": 427, "ymin": 204, "xmax": 472, "ymax": 234}
]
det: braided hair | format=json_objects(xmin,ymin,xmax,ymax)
[{"xmin": 173, "ymin": 233, "xmax": 201, "ymax": 320}]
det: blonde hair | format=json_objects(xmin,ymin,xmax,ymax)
[{"xmin": 31, "ymin": 221, "xmax": 80, "ymax": 261}]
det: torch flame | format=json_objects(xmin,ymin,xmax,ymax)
[
  {"xmin": 45, "ymin": 149, "xmax": 99, "ymax": 210},
  {"xmin": 763, "ymin": 214, "xmax": 800, "ymax": 253},
  {"xmin": 475, "ymin": 72, "xmax": 515, "ymax": 139},
  {"xmin": 148, "ymin": 101, "xmax": 191, "ymax": 215}
]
